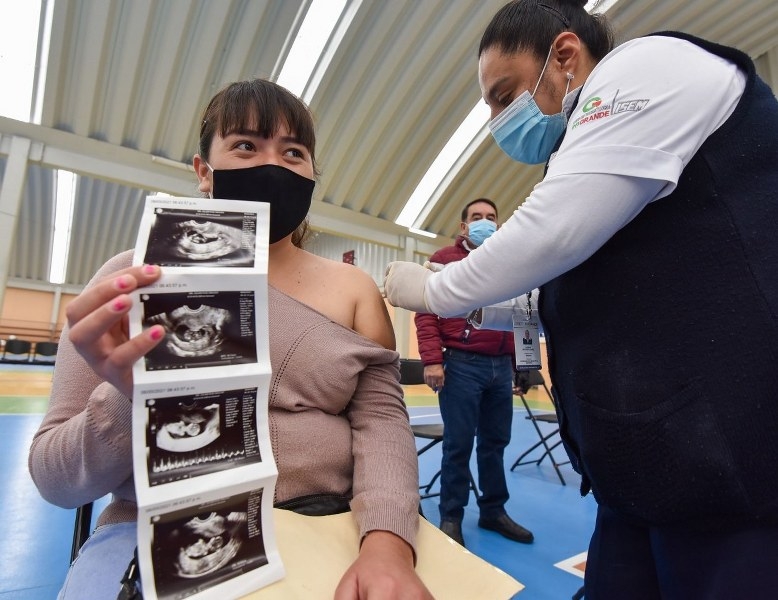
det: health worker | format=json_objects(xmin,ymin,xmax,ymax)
[{"xmin": 384, "ymin": 0, "xmax": 778, "ymax": 597}]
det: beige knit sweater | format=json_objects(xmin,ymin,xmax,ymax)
[{"xmin": 29, "ymin": 250, "xmax": 419, "ymax": 549}]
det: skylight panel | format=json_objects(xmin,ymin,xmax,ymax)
[
  {"xmin": 49, "ymin": 170, "xmax": 76, "ymax": 285},
  {"xmin": 0, "ymin": 0, "xmax": 41, "ymax": 121},
  {"xmin": 395, "ymin": 0, "xmax": 622, "ymax": 232},
  {"xmin": 408, "ymin": 227, "xmax": 438, "ymax": 239},
  {"xmin": 585, "ymin": 0, "xmax": 621, "ymax": 13},
  {"xmin": 395, "ymin": 101, "xmax": 490, "ymax": 230},
  {"xmin": 276, "ymin": 0, "xmax": 350, "ymax": 103}
]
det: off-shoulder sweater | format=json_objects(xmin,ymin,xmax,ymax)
[{"xmin": 28, "ymin": 250, "xmax": 420, "ymax": 549}]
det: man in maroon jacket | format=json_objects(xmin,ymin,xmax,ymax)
[{"xmin": 415, "ymin": 198, "xmax": 533, "ymax": 547}]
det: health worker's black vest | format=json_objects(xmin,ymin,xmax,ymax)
[{"xmin": 540, "ymin": 32, "xmax": 778, "ymax": 528}]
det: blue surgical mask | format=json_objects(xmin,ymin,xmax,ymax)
[
  {"xmin": 466, "ymin": 219, "xmax": 497, "ymax": 246},
  {"xmin": 489, "ymin": 46, "xmax": 572, "ymax": 165}
]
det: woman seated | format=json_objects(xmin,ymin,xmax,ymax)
[{"xmin": 29, "ymin": 78, "xmax": 430, "ymax": 600}]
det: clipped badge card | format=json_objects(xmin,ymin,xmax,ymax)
[{"xmin": 513, "ymin": 317, "xmax": 541, "ymax": 371}]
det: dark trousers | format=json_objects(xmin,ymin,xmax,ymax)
[
  {"xmin": 585, "ymin": 504, "xmax": 778, "ymax": 599},
  {"xmin": 438, "ymin": 348, "xmax": 513, "ymax": 522}
]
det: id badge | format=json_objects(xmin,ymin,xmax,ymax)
[{"xmin": 513, "ymin": 315, "xmax": 541, "ymax": 371}]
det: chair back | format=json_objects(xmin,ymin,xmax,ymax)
[
  {"xmin": 70, "ymin": 502, "xmax": 94, "ymax": 563},
  {"xmin": 520, "ymin": 369, "xmax": 555, "ymax": 405},
  {"xmin": 33, "ymin": 341, "xmax": 58, "ymax": 363},
  {"xmin": 512, "ymin": 369, "xmax": 569, "ymax": 484},
  {"xmin": 34, "ymin": 341, "xmax": 59, "ymax": 357},
  {"xmin": 2, "ymin": 339, "xmax": 32, "ymax": 361},
  {"xmin": 399, "ymin": 358, "xmax": 425, "ymax": 386},
  {"xmin": 525, "ymin": 369, "xmax": 546, "ymax": 387}
]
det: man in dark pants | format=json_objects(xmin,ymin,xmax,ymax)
[{"xmin": 414, "ymin": 198, "xmax": 533, "ymax": 547}]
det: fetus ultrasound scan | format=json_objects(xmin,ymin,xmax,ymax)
[
  {"xmin": 143, "ymin": 208, "xmax": 257, "ymax": 267},
  {"xmin": 145, "ymin": 388, "xmax": 262, "ymax": 486},
  {"xmin": 150, "ymin": 490, "xmax": 267, "ymax": 599},
  {"xmin": 156, "ymin": 403, "xmax": 220, "ymax": 452},
  {"xmin": 141, "ymin": 290, "xmax": 258, "ymax": 370}
]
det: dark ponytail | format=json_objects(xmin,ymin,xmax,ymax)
[{"xmin": 478, "ymin": 0, "xmax": 614, "ymax": 62}]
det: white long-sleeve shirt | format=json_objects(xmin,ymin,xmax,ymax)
[{"xmin": 426, "ymin": 35, "xmax": 745, "ymax": 318}]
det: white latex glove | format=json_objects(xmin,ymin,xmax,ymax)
[
  {"xmin": 423, "ymin": 261, "xmax": 445, "ymax": 272},
  {"xmin": 383, "ymin": 261, "xmax": 433, "ymax": 313}
]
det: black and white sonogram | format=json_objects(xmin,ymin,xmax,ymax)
[
  {"xmin": 146, "ymin": 388, "xmax": 261, "ymax": 486},
  {"xmin": 141, "ymin": 290, "xmax": 257, "ymax": 370},
  {"xmin": 150, "ymin": 490, "xmax": 267, "ymax": 599},
  {"xmin": 143, "ymin": 208, "xmax": 257, "ymax": 267}
]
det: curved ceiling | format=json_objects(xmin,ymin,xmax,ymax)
[{"xmin": 1, "ymin": 0, "xmax": 777, "ymax": 290}]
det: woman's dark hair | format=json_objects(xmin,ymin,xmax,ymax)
[
  {"xmin": 198, "ymin": 78, "xmax": 317, "ymax": 247},
  {"xmin": 478, "ymin": 0, "xmax": 614, "ymax": 62}
]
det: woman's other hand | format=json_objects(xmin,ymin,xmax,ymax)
[
  {"xmin": 66, "ymin": 264, "xmax": 164, "ymax": 398},
  {"xmin": 334, "ymin": 530, "xmax": 434, "ymax": 599}
]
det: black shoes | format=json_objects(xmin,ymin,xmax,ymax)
[
  {"xmin": 440, "ymin": 513, "xmax": 534, "ymax": 546},
  {"xmin": 478, "ymin": 513, "xmax": 534, "ymax": 544},
  {"xmin": 439, "ymin": 520, "xmax": 465, "ymax": 546}
]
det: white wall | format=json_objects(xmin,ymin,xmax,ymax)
[{"xmin": 305, "ymin": 230, "xmax": 404, "ymax": 286}]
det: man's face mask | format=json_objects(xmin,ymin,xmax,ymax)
[
  {"xmin": 488, "ymin": 46, "xmax": 572, "ymax": 165},
  {"xmin": 466, "ymin": 219, "xmax": 497, "ymax": 246},
  {"xmin": 208, "ymin": 164, "xmax": 315, "ymax": 243}
]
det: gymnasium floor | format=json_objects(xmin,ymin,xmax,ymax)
[{"xmin": 0, "ymin": 364, "xmax": 596, "ymax": 600}]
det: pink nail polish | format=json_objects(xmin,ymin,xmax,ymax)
[
  {"xmin": 150, "ymin": 326, "xmax": 164, "ymax": 341},
  {"xmin": 115, "ymin": 275, "xmax": 130, "ymax": 290},
  {"xmin": 143, "ymin": 264, "xmax": 158, "ymax": 275},
  {"xmin": 113, "ymin": 299, "xmax": 127, "ymax": 311}
]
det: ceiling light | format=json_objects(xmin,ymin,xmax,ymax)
[
  {"xmin": 585, "ymin": 0, "xmax": 621, "ymax": 12},
  {"xmin": 0, "ymin": 0, "xmax": 41, "ymax": 122},
  {"xmin": 408, "ymin": 227, "xmax": 437, "ymax": 239},
  {"xmin": 49, "ymin": 170, "xmax": 76, "ymax": 285},
  {"xmin": 395, "ymin": 101, "xmax": 490, "ymax": 229},
  {"xmin": 276, "ymin": 0, "xmax": 350, "ymax": 102},
  {"xmin": 395, "ymin": 0, "xmax": 622, "ymax": 232}
]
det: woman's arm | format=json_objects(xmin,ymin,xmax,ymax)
[
  {"xmin": 352, "ymin": 269, "xmax": 397, "ymax": 351},
  {"xmin": 424, "ymin": 173, "xmax": 666, "ymax": 317},
  {"xmin": 349, "ymin": 274, "xmax": 419, "ymax": 543},
  {"xmin": 341, "ymin": 276, "xmax": 432, "ymax": 598},
  {"xmin": 341, "ymin": 356, "xmax": 430, "ymax": 599},
  {"xmin": 28, "ymin": 251, "xmax": 162, "ymax": 508},
  {"xmin": 383, "ymin": 173, "xmax": 664, "ymax": 316}
]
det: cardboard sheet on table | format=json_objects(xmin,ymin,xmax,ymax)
[{"xmin": 242, "ymin": 509, "xmax": 523, "ymax": 599}]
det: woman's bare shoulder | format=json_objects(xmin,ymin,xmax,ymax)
[
  {"xmin": 306, "ymin": 255, "xmax": 395, "ymax": 348},
  {"xmin": 309, "ymin": 253, "xmax": 378, "ymax": 290}
]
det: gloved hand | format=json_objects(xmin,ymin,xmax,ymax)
[
  {"xmin": 383, "ymin": 261, "xmax": 433, "ymax": 313},
  {"xmin": 423, "ymin": 261, "xmax": 445, "ymax": 272}
]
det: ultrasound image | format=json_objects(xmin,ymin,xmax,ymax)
[
  {"xmin": 143, "ymin": 208, "xmax": 257, "ymax": 267},
  {"xmin": 148, "ymin": 304, "xmax": 231, "ymax": 358},
  {"xmin": 141, "ymin": 291, "xmax": 257, "ymax": 371}
]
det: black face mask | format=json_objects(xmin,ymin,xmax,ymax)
[{"xmin": 211, "ymin": 164, "xmax": 314, "ymax": 244}]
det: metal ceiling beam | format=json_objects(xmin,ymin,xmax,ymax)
[
  {"xmin": 0, "ymin": 117, "xmax": 445, "ymax": 290},
  {"xmin": 0, "ymin": 136, "xmax": 32, "ymax": 310}
]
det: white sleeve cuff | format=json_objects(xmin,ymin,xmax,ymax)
[{"xmin": 471, "ymin": 292, "xmax": 538, "ymax": 331}]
